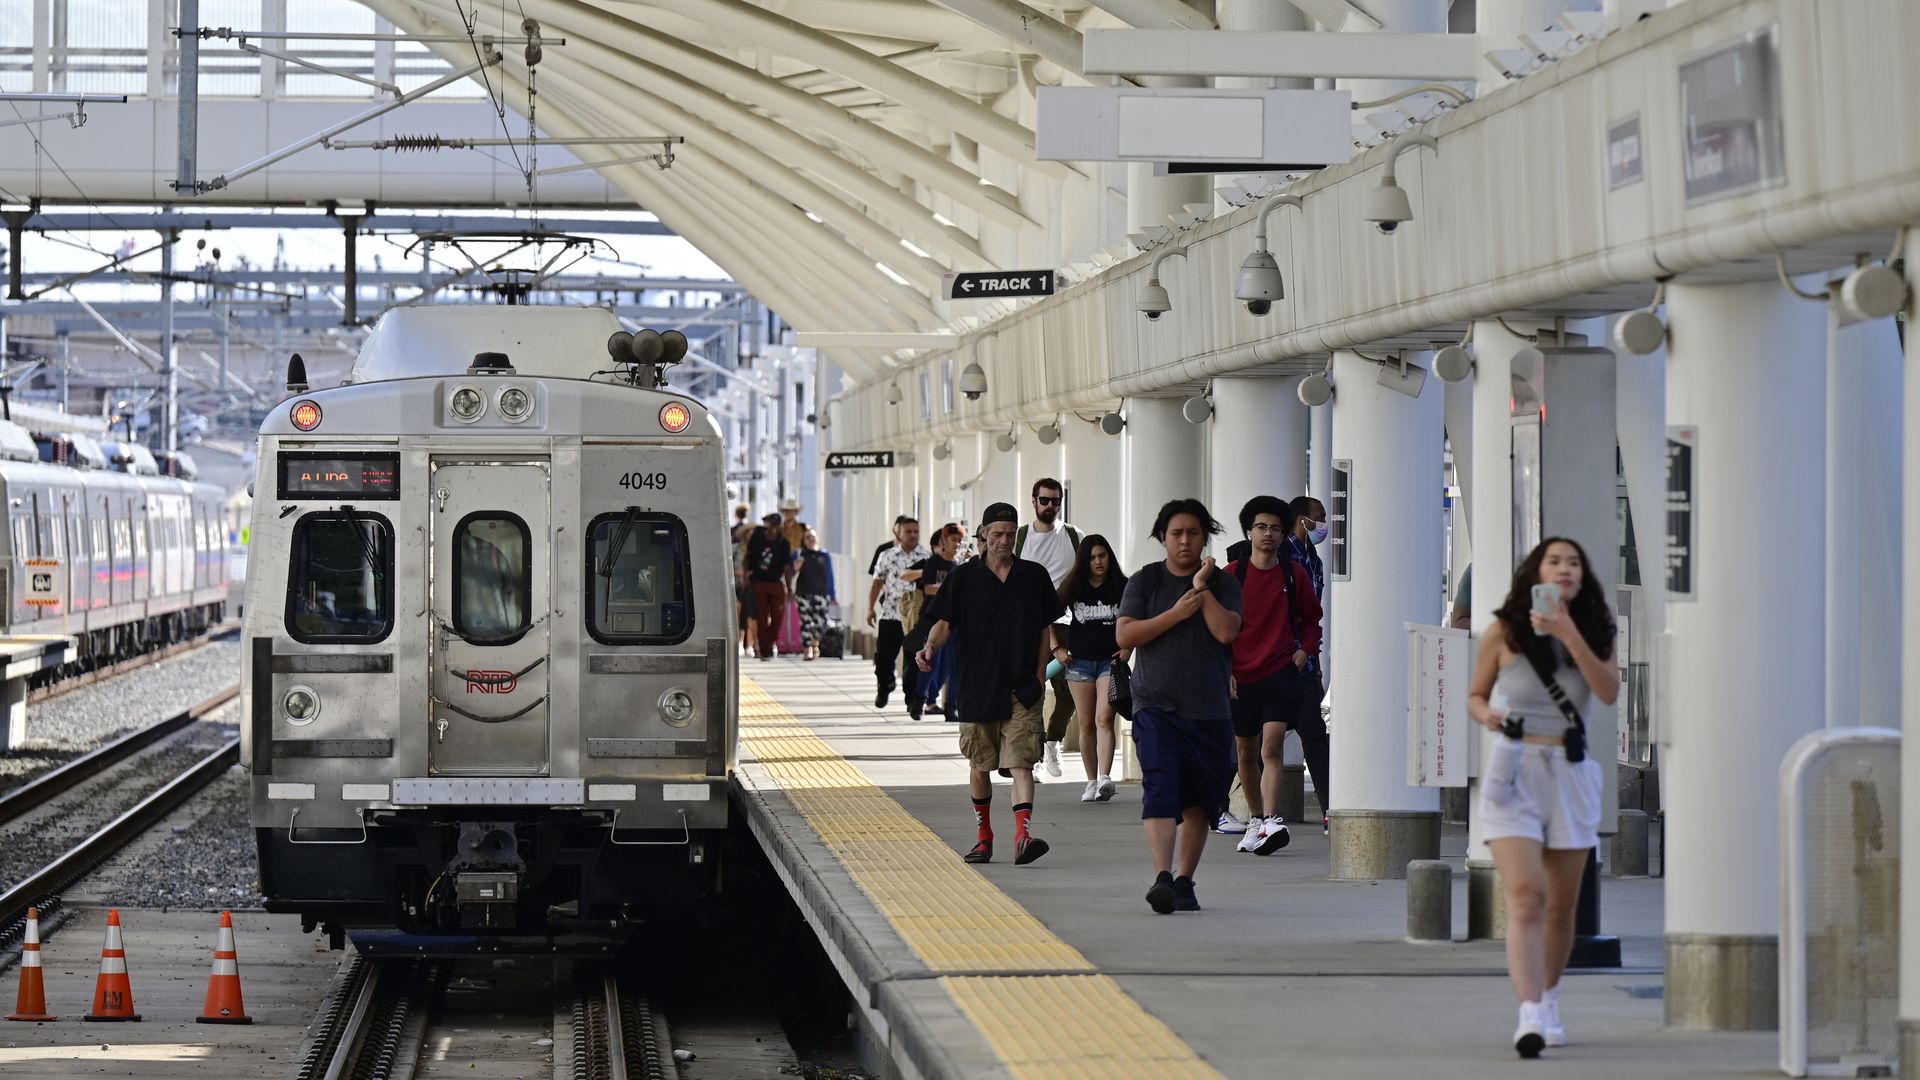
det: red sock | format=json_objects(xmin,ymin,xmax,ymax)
[
  {"xmin": 1013, "ymin": 802, "xmax": 1033, "ymax": 842},
  {"xmin": 971, "ymin": 797, "xmax": 993, "ymax": 842}
]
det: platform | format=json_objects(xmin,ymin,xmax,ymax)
[{"xmin": 734, "ymin": 658, "xmax": 1778, "ymax": 1080}]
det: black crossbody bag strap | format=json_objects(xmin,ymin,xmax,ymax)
[{"xmin": 1524, "ymin": 645, "xmax": 1588, "ymax": 762}]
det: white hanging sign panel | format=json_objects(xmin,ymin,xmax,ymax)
[{"xmin": 1406, "ymin": 622, "xmax": 1470, "ymax": 788}]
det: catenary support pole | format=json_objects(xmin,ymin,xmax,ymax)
[
  {"xmin": 1663, "ymin": 278, "xmax": 1825, "ymax": 1030},
  {"xmin": 159, "ymin": 230, "xmax": 177, "ymax": 452},
  {"xmin": 1900, "ymin": 232, "xmax": 1920, "ymax": 1077},
  {"xmin": 176, "ymin": 0, "xmax": 198, "ymax": 193},
  {"xmin": 1326, "ymin": 349, "xmax": 1444, "ymax": 879}
]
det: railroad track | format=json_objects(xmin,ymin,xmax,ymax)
[
  {"xmin": 0, "ymin": 684, "xmax": 243, "ymax": 951},
  {"xmin": 292, "ymin": 957, "xmax": 672, "ymax": 1080},
  {"xmin": 29, "ymin": 621, "xmax": 241, "ymax": 704}
]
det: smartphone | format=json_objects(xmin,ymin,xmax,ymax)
[{"xmin": 1530, "ymin": 584, "xmax": 1560, "ymax": 634}]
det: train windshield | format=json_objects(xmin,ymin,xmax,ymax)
[
  {"xmin": 453, "ymin": 513, "xmax": 532, "ymax": 645},
  {"xmin": 587, "ymin": 512, "xmax": 692, "ymax": 644},
  {"xmin": 286, "ymin": 512, "xmax": 394, "ymax": 643}
]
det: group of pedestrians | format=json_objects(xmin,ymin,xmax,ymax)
[{"xmin": 730, "ymin": 498, "xmax": 839, "ymax": 661}]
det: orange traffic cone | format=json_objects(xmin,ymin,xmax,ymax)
[
  {"xmin": 195, "ymin": 911, "xmax": 251, "ymax": 1025},
  {"xmin": 82, "ymin": 909, "xmax": 140, "ymax": 1022},
  {"xmin": 5, "ymin": 906, "xmax": 54, "ymax": 1021}
]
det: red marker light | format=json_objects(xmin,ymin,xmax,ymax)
[
  {"xmin": 290, "ymin": 401, "xmax": 323, "ymax": 431},
  {"xmin": 659, "ymin": 402, "xmax": 691, "ymax": 433}
]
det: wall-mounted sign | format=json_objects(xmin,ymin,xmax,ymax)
[
  {"xmin": 1037, "ymin": 86, "xmax": 1353, "ymax": 167},
  {"xmin": 1679, "ymin": 26, "xmax": 1785, "ymax": 204},
  {"xmin": 943, "ymin": 271, "xmax": 1057, "ymax": 301},
  {"xmin": 1665, "ymin": 426, "xmax": 1697, "ymax": 600},
  {"xmin": 825, "ymin": 451, "xmax": 895, "ymax": 470},
  {"xmin": 1407, "ymin": 623, "xmax": 1469, "ymax": 788},
  {"xmin": 725, "ymin": 470, "xmax": 763, "ymax": 482},
  {"xmin": 1329, "ymin": 458, "xmax": 1352, "ymax": 581},
  {"xmin": 1607, "ymin": 114, "xmax": 1643, "ymax": 190}
]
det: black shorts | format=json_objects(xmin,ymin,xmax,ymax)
[
  {"xmin": 1132, "ymin": 708, "xmax": 1234, "ymax": 819},
  {"xmin": 1230, "ymin": 667, "xmax": 1312, "ymax": 739}
]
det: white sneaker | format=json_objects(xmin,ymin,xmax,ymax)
[
  {"xmin": 1541, "ymin": 987, "xmax": 1567, "ymax": 1047},
  {"xmin": 1043, "ymin": 741, "xmax": 1063, "ymax": 777},
  {"xmin": 1214, "ymin": 811, "xmax": 1248, "ymax": 834},
  {"xmin": 1096, "ymin": 776, "xmax": 1116, "ymax": 801},
  {"xmin": 1513, "ymin": 1001, "xmax": 1546, "ymax": 1059},
  {"xmin": 1080, "ymin": 779, "xmax": 1101, "ymax": 802},
  {"xmin": 1254, "ymin": 816, "xmax": 1292, "ymax": 855},
  {"xmin": 1236, "ymin": 822, "xmax": 1265, "ymax": 853}
]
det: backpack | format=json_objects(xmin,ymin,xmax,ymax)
[{"xmin": 1014, "ymin": 523, "xmax": 1080, "ymax": 556}]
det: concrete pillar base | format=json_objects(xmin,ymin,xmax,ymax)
[
  {"xmin": 1440, "ymin": 785, "xmax": 1470, "ymax": 825},
  {"xmin": 1467, "ymin": 859, "xmax": 1505, "ymax": 941},
  {"xmin": 1406, "ymin": 860, "xmax": 1453, "ymax": 941},
  {"xmin": 1328, "ymin": 810, "xmax": 1440, "ymax": 880},
  {"xmin": 1611, "ymin": 809, "xmax": 1650, "ymax": 877},
  {"xmin": 1664, "ymin": 933, "xmax": 1777, "ymax": 1031},
  {"xmin": 1901, "ymin": 1020, "xmax": 1920, "ymax": 1079}
]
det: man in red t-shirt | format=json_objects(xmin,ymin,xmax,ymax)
[{"xmin": 1226, "ymin": 496, "xmax": 1324, "ymax": 856}]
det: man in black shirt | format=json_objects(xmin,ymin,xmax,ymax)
[
  {"xmin": 745, "ymin": 513, "xmax": 793, "ymax": 660},
  {"xmin": 916, "ymin": 503, "xmax": 1064, "ymax": 866}
]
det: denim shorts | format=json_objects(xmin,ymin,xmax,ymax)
[{"xmin": 1065, "ymin": 658, "xmax": 1112, "ymax": 683}]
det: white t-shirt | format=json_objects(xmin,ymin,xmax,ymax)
[{"xmin": 1022, "ymin": 526, "xmax": 1076, "ymax": 588}]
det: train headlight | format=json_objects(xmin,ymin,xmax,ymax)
[
  {"xmin": 283, "ymin": 686, "xmax": 320, "ymax": 725},
  {"xmin": 449, "ymin": 385, "xmax": 486, "ymax": 423},
  {"xmin": 497, "ymin": 386, "xmax": 532, "ymax": 422},
  {"xmin": 659, "ymin": 688, "xmax": 696, "ymax": 727},
  {"xmin": 658, "ymin": 402, "xmax": 691, "ymax": 433},
  {"xmin": 290, "ymin": 400, "xmax": 323, "ymax": 431}
]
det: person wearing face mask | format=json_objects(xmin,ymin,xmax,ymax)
[
  {"xmin": 1286, "ymin": 496, "xmax": 1329, "ymax": 601},
  {"xmin": 1285, "ymin": 495, "xmax": 1333, "ymax": 832}
]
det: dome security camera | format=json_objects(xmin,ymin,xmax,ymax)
[
  {"xmin": 1137, "ymin": 280, "xmax": 1171, "ymax": 321},
  {"xmin": 1298, "ymin": 373, "xmax": 1334, "ymax": 407},
  {"xmin": 1235, "ymin": 250, "xmax": 1283, "ymax": 317},
  {"xmin": 1365, "ymin": 182, "xmax": 1413, "ymax": 235},
  {"xmin": 886, "ymin": 382, "xmax": 903, "ymax": 405},
  {"xmin": 1098, "ymin": 411, "xmax": 1126, "ymax": 436},
  {"xmin": 958, "ymin": 359, "xmax": 988, "ymax": 401},
  {"xmin": 1433, "ymin": 344, "xmax": 1474, "ymax": 382}
]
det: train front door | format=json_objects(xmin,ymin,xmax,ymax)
[{"xmin": 427, "ymin": 460, "xmax": 552, "ymax": 776}]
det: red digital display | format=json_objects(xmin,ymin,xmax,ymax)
[{"xmin": 278, "ymin": 453, "xmax": 401, "ymax": 500}]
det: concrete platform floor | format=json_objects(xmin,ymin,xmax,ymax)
[
  {"xmin": 0, "ymin": 908, "xmax": 337, "ymax": 1078},
  {"xmin": 745, "ymin": 655, "xmax": 1779, "ymax": 1079}
]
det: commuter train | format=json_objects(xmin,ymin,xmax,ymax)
[
  {"xmin": 0, "ymin": 422, "xmax": 229, "ymax": 671},
  {"xmin": 240, "ymin": 306, "xmax": 735, "ymax": 949}
]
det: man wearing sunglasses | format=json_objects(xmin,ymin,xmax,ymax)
[{"xmin": 1014, "ymin": 478, "xmax": 1082, "ymax": 777}]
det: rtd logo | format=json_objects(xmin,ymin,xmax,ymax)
[{"xmin": 464, "ymin": 670, "xmax": 518, "ymax": 694}]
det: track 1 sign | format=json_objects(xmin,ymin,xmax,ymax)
[
  {"xmin": 943, "ymin": 271, "xmax": 1057, "ymax": 301},
  {"xmin": 825, "ymin": 451, "xmax": 895, "ymax": 469}
]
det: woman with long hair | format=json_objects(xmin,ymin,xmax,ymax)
[
  {"xmin": 792, "ymin": 530, "xmax": 836, "ymax": 660},
  {"xmin": 1050, "ymin": 534, "xmax": 1130, "ymax": 802},
  {"xmin": 1465, "ymin": 537, "xmax": 1619, "ymax": 1058}
]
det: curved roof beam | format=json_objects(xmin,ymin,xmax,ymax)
[
  {"xmin": 1081, "ymin": 0, "xmax": 1215, "ymax": 29},
  {"xmin": 368, "ymin": 0, "xmax": 878, "ymax": 344},
  {"xmin": 764, "ymin": 0, "xmax": 1018, "ymax": 52},
  {"xmin": 499, "ymin": 24, "xmax": 986, "ymax": 269},
  {"xmin": 475, "ymin": 0, "xmax": 1038, "ymax": 232},
  {"xmin": 602, "ymin": 0, "xmax": 1076, "ymax": 183},
  {"xmin": 522, "ymin": 54, "xmax": 948, "ymax": 297},
  {"xmin": 917, "ymin": 0, "xmax": 1083, "ymax": 75}
]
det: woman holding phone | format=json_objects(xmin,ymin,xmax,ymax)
[{"xmin": 1465, "ymin": 537, "xmax": 1619, "ymax": 1059}]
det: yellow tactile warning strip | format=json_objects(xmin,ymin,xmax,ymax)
[{"xmin": 738, "ymin": 678, "xmax": 1223, "ymax": 1079}]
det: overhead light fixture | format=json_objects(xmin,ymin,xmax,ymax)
[
  {"xmin": 1236, "ymin": 195, "xmax": 1304, "ymax": 317},
  {"xmin": 1098, "ymin": 411, "xmax": 1126, "ymax": 436},
  {"xmin": 933, "ymin": 438, "xmax": 952, "ymax": 460},
  {"xmin": 1366, "ymin": 131, "xmax": 1439, "ymax": 235},
  {"xmin": 1613, "ymin": 282, "xmax": 1667, "ymax": 355},
  {"xmin": 1181, "ymin": 395, "xmax": 1212, "ymax": 424},
  {"xmin": 1433, "ymin": 325, "xmax": 1474, "ymax": 382},
  {"xmin": 1298, "ymin": 371, "xmax": 1333, "ymax": 407},
  {"xmin": 995, "ymin": 426, "xmax": 1017, "ymax": 453},
  {"xmin": 1035, "ymin": 420, "xmax": 1061, "ymax": 445}
]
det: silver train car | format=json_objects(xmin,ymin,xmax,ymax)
[
  {"xmin": 0, "ymin": 422, "xmax": 228, "ymax": 666},
  {"xmin": 240, "ymin": 306, "xmax": 736, "ymax": 947}
]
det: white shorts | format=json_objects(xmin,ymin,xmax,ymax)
[{"xmin": 1478, "ymin": 739, "xmax": 1602, "ymax": 850}]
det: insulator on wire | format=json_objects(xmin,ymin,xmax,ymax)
[{"xmin": 390, "ymin": 134, "xmax": 445, "ymax": 153}]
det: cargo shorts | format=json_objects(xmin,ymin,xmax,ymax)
[{"xmin": 958, "ymin": 694, "xmax": 1046, "ymax": 772}]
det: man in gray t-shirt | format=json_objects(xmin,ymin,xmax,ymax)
[{"xmin": 1116, "ymin": 498, "xmax": 1243, "ymax": 916}]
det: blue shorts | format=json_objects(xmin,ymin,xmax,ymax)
[
  {"xmin": 1065, "ymin": 658, "xmax": 1112, "ymax": 683},
  {"xmin": 1131, "ymin": 707, "xmax": 1234, "ymax": 820}
]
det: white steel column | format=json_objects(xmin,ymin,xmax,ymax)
[
  {"xmin": 1120, "ymin": 397, "xmax": 1204, "ymax": 572},
  {"xmin": 1663, "ymin": 279, "xmax": 1826, "ymax": 1030},
  {"xmin": 1326, "ymin": 349, "xmax": 1445, "ymax": 879},
  {"xmin": 1463, "ymin": 318, "xmax": 1535, "ymax": 934},
  {"xmin": 1209, "ymin": 376, "xmax": 1307, "ymax": 538},
  {"xmin": 1825, "ymin": 310, "xmax": 1903, "ymax": 728},
  {"xmin": 1063, "ymin": 416, "xmax": 1124, "ymax": 544},
  {"xmin": 1898, "ymin": 234, "xmax": 1920, "ymax": 1078},
  {"xmin": 1308, "ymin": 393, "xmax": 1334, "ymax": 684}
]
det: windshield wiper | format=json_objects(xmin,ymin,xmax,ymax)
[
  {"xmin": 338, "ymin": 504, "xmax": 384, "ymax": 579},
  {"xmin": 597, "ymin": 506, "xmax": 640, "ymax": 577}
]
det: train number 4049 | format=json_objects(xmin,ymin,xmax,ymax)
[{"xmin": 618, "ymin": 472, "xmax": 668, "ymax": 490}]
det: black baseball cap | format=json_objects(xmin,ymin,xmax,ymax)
[
  {"xmin": 981, "ymin": 502, "xmax": 1019, "ymax": 526},
  {"xmin": 762, "ymin": 512, "xmax": 781, "ymax": 525}
]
